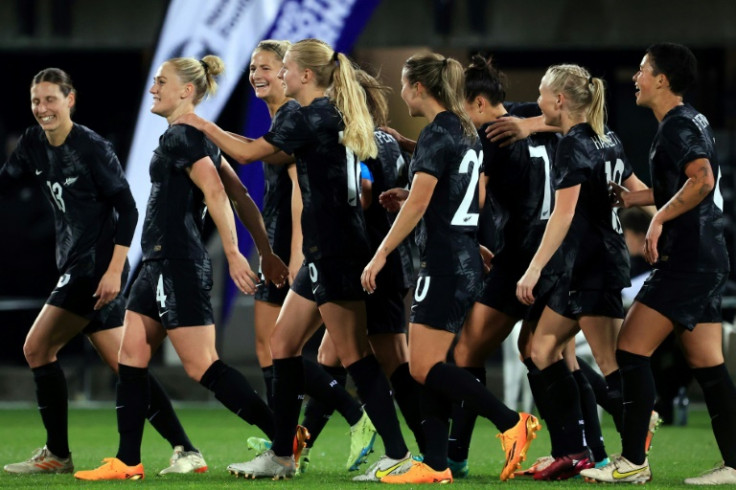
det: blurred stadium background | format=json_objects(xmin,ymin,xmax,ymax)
[{"xmin": 1, "ymin": 0, "xmax": 735, "ymax": 408}]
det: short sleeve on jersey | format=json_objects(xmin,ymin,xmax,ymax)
[
  {"xmin": 660, "ymin": 116, "xmax": 710, "ymax": 172},
  {"xmin": 87, "ymin": 138, "xmax": 129, "ymax": 198},
  {"xmin": 554, "ymin": 135, "xmax": 590, "ymax": 189},
  {"xmin": 162, "ymin": 124, "xmax": 217, "ymax": 170},
  {"xmin": 264, "ymin": 106, "xmax": 313, "ymax": 156},
  {"xmin": 411, "ymin": 123, "xmax": 450, "ymax": 179}
]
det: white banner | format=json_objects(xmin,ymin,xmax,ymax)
[{"xmin": 125, "ymin": 0, "xmax": 282, "ymax": 267}]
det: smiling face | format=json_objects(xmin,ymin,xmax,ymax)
[
  {"xmin": 249, "ymin": 49, "xmax": 285, "ymax": 102},
  {"xmin": 31, "ymin": 82, "xmax": 74, "ymax": 135},
  {"xmin": 149, "ymin": 62, "xmax": 187, "ymax": 118},
  {"xmin": 632, "ymin": 54, "xmax": 659, "ymax": 108},
  {"xmin": 537, "ymin": 78, "xmax": 560, "ymax": 127},
  {"xmin": 278, "ymin": 51, "xmax": 306, "ymax": 100}
]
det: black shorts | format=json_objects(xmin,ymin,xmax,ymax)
[
  {"xmin": 290, "ymin": 258, "xmax": 366, "ymax": 306},
  {"xmin": 127, "ymin": 258, "xmax": 214, "ymax": 329},
  {"xmin": 477, "ymin": 264, "xmax": 527, "ymax": 320},
  {"xmin": 635, "ymin": 269, "xmax": 727, "ymax": 330},
  {"xmin": 568, "ymin": 289, "xmax": 625, "ymax": 319},
  {"xmin": 366, "ymin": 286, "xmax": 408, "ymax": 336},
  {"xmin": 254, "ymin": 276, "xmax": 290, "ymax": 305},
  {"xmin": 410, "ymin": 272, "xmax": 481, "ymax": 334},
  {"xmin": 533, "ymin": 272, "xmax": 575, "ymax": 322},
  {"xmin": 46, "ymin": 260, "xmax": 129, "ymax": 334}
]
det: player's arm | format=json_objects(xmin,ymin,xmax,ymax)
[
  {"xmin": 287, "ymin": 164, "xmax": 304, "ymax": 284},
  {"xmin": 487, "ymin": 115, "xmax": 561, "ymax": 148},
  {"xmin": 225, "ymin": 131, "xmax": 294, "ymax": 166},
  {"xmin": 175, "ymin": 113, "xmax": 280, "ymax": 165},
  {"xmin": 517, "ymin": 184, "xmax": 580, "ymax": 305},
  {"xmin": 218, "ymin": 157, "xmax": 288, "ymax": 287},
  {"xmin": 362, "ymin": 172, "xmax": 437, "ymax": 293},
  {"xmin": 188, "ymin": 156, "xmax": 259, "ymax": 294},
  {"xmin": 379, "ymin": 126, "xmax": 416, "ymax": 153},
  {"xmin": 644, "ymin": 158, "xmax": 715, "ymax": 264}
]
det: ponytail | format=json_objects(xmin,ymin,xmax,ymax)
[
  {"xmin": 331, "ymin": 52, "xmax": 377, "ymax": 160},
  {"xmin": 542, "ymin": 64, "xmax": 607, "ymax": 138}
]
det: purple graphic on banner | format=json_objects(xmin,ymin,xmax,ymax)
[{"xmin": 221, "ymin": 0, "xmax": 382, "ymax": 323}]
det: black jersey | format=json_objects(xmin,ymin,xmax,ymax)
[
  {"xmin": 263, "ymin": 97, "xmax": 370, "ymax": 262},
  {"xmin": 480, "ymin": 122, "xmax": 559, "ymax": 264},
  {"xmin": 262, "ymin": 100, "xmax": 300, "ymax": 261},
  {"xmin": 411, "ymin": 111, "xmax": 482, "ymax": 276},
  {"xmin": 0, "ymin": 124, "xmax": 130, "ymax": 272},
  {"xmin": 649, "ymin": 104, "xmax": 728, "ymax": 273},
  {"xmin": 555, "ymin": 123, "xmax": 631, "ymax": 289},
  {"xmin": 364, "ymin": 129, "xmax": 414, "ymax": 289},
  {"xmin": 141, "ymin": 124, "xmax": 221, "ymax": 261}
]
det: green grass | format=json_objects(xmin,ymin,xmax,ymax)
[{"xmin": 0, "ymin": 405, "xmax": 725, "ymax": 488}]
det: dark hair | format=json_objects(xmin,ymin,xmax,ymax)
[
  {"xmin": 464, "ymin": 54, "xmax": 507, "ymax": 106},
  {"xmin": 646, "ymin": 43, "xmax": 697, "ymax": 96},
  {"xmin": 354, "ymin": 69, "xmax": 391, "ymax": 128},
  {"xmin": 32, "ymin": 68, "xmax": 75, "ymax": 97},
  {"xmin": 619, "ymin": 207, "xmax": 651, "ymax": 235}
]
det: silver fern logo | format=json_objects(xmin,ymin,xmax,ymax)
[{"xmin": 63, "ymin": 176, "xmax": 79, "ymax": 186}]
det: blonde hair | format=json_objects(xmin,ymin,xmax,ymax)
[
  {"xmin": 166, "ymin": 54, "xmax": 225, "ymax": 105},
  {"xmin": 403, "ymin": 52, "xmax": 476, "ymax": 140},
  {"xmin": 254, "ymin": 39, "xmax": 291, "ymax": 60},
  {"xmin": 354, "ymin": 69, "xmax": 391, "ymax": 128},
  {"xmin": 542, "ymin": 64, "xmax": 607, "ymax": 137},
  {"xmin": 287, "ymin": 38, "xmax": 377, "ymax": 160}
]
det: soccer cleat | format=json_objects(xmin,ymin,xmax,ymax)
[
  {"xmin": 496, "ymin": 412, "xmax": 541, "ymax": 481},
  {"xmin": 580, "ymin": 454, "xmax": 651, "ymax": 484},
  {"xmin": 533, "ymin": 450, "xmax": 593, "ymax": 480},
  {"xmin": 227, "ymin": 450, "xmax": 296, "ymax": 480},
  {"xmin": 296, "ymin": 447, "xmax": 311, "ymax": 475},
  {"xmin": 4, "ymin": 446, "xmax": 73, "ymax": 474},
  {"xmin": 684, "ymin": 464, "xmax": 736, "ymax": 485},
  {"xmin": 347, "ymin": 411, "xmax": 377, "ymax": 471},
  {"xmin": 352, "ymin": 452, "xmax": 413, "ymax": 481},
  {"xmin": 158, "ymin": 445, "xmax": 208, "ymax": 475},
  {"xmin": 247, "ymin": 436, "xmax": 272, "ymax": 455},
  {"xmin": 293, "ymin": 425, "xmax": 310, "ymax": 468},
  {"xmin": 644, "ymin": 410, "xmax": 662, "ymax": 454},
  {"xmin": 514, "ymin": 455, "xmax": 554, "ymax": 477},
  {"xmin": 74, "ymin": 457, "xmax": 144, "ymax": 480},
  {"xmin": 381, "ymin": 460, "xmax": 453, "ymax": 484},
  {"xmin": 447, "ymin": 457, "xmax": 469, "ymax": 478}
]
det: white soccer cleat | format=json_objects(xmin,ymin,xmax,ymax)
[
  {"xmin": 158, "ymin": 445, "xmax": 208, "ymax": 475},
  {"xmin": 4, "ymin": 446, "xmax": 73, "ymax": 474},
  {"xmin": 227, "ymin": 450, "xmax": 296, "ymax": 480},
  {"xmin": 579, "ymin": 454, "xmax": 652, "ymax": 484},
  {"xmin": 352, "ymin": 452, "xmax": 413, "ymax": 482},
  {"xmin": 684, "ymin": 464, "xmax": 736, "ymax": 485}
]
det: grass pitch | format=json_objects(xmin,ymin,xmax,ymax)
[{"xmin": 0, "ymin": 404, "xmax": 725, "ymax": 488}]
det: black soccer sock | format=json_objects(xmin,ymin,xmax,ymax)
[
  {"xmin": 420, "ymin": 384, "xmax": 451, "ymax": 472},
  {"xmin": 692, "ymin": 364, "xmax": 736, "ymax": 468},
  {"xmin": 390, "ymin": 362, "xmax": 426, "ymax": 454},
  {"xmin": 573, "ymin": 369, "xmax": 607, "ymax": 462},
  {"xmin": 576, "ymin": 357, "xmax": 608, "ymax": 406},
  {"xmin": 32, "ymin": 361, "xmax": 69, "ymax": 458},
  {"xmin": 425, "ymin": 362, "xmax": 518, "ymax": 432},
  {"xmin": 199, "ymin": 360, "xmax": 275, "ymax": 440},
  {"xmin": 538, "ymin": 360, "xmax": 586, "ymax": 455},
  {"xmin": 617, "ymin": 349, "xmax": 654, "ymax": 465},
  {"xmin": 116, "ymin": 364, "xmax": 149, "ymax": 466},
  {"xmin": 262, "ymin": 365, "xmax": 274, "ymax": 408},
  {"xmin": 271, "ymin": 357, "xmax": 305, "ymax": 456},
  {"xmin": 302, "ymin": 396, "xmax": 333, "ymax": 448},
  {"xmin": 303, "ymin": 358, "xmax": 362, "ymax": 426},
  {"xmin": 147, "ymin": 374, "xmax": 196, "ymax": 453},
  {"xmin": 527, "ymin": 363, "xmax": 563, "ymax": 457},
  {"xmin": 448, "ymin": 366, "xmax": 485, "ymax": 462},
  {"xmin": 347, "ymin": 355, "xmax": 408, "ymax": 459},
  {"xmin": 604, "ymin": 370, "xmax": 624, "ymax": 433}
]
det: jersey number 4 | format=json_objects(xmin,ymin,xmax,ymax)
[{"xmin": 451, "ymin": 149, "xmax": 482, "ymax": 227}]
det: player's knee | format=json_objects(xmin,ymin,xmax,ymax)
[{"xmin": 23, "ymin": 340, "xmax": 52, "ymax": 367}]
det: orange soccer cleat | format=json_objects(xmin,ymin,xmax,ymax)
[
  {"xmin": 381, "ymin": 460, "xmax": 453, "ymax": 484},
  {"xmin": 497, "ymin": 412, "xmax": 542, "ymax": 481},
  {"xmin": 74, "ymin": 457, "xmax": 144, "ymax": 481}
]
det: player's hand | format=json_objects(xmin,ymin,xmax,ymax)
[
  {"xmin": 260, "ymin": 251, "xmax": 289, "ymax": 288},
  {"xmin": 93, "ymin": 270, "xmax": 121, "ymax": 310},
  {"xmin": 609, "ymin": 181, "xmax": 631, "ymax": 208},
  {"xmin": 379, "ymin": 188, "xmax": 410, "ymax": 213},
  {"xmin": 516, "ymin": 266, "xmax": 541, "ymax": 306},
  {"xmin": 644, "ymin": 216, "xmax": 663, "ymax": 265},
  {"xmin": 228, "ymin": 252, "xmax": 259, "ymax": 294},
  {"xmin": 480, "ymin": 245, "xmax": 494, "ymax": 274},
  {"xmin": 486, "ymin": 116, "xmax": 529, "ymax": 148},
  {"xmin": 173, "ymin": 112, "xmax": 206, "ymax": 130},
  {"xmin": 361, "ymin": 252, "xmax": 387, "ymax": 294}
]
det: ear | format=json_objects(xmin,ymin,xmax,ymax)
[
  {"xmin": 414, "ymin": 81, "xmax": 425, "ymax": 97},
  {"xmin": 475, "ymin": 95, "xmax": 486, "ymax": 112},
  {"xmin": 66, "ymin": 91, "xmax": 76, "ymax": 110},
  {"xmin": 181, "ymin": 83, "xmax": 194, "ymax": 99},
  {"xmin": 301, "ymin": 67, "xmax": 312, "ymax": 84},
  {"xmin": 556, "ymin": 93, "xmax": 564, "ymax": 109}
]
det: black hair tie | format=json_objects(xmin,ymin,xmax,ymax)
[
  {"xmin": 200, "ymin": 60, "xmax": 209, "ymax": 74},
  {"xmin": 588, "ymin": 76, "xmax": 594, "ymax": 85},
  {"xmin": 332, "ymin": 51, "xmax": 339, "ymax": 63}
]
